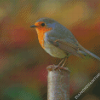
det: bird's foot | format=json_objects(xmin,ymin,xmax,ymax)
[
  {"xmin": 54, "ymin": 66, "xmax": 69, "ymax": 71},
  {"xmin": 47, "ymin": 64, "xmax": 69, "ymax": 72}
]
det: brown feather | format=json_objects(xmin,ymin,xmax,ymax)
[{"xmin": 50, "ymin": 40, "xmax": 83, "ymax": 58}]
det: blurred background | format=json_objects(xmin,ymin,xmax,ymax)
[{"xmin": 0, "ymin": 0, "xmax": 100, "ymax": 100}]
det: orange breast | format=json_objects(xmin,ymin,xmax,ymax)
[{"xmin": 36, "ymin": 27, "xmax": 52, "ymax": 49}]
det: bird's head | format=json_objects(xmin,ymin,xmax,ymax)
[{"xmin": 30, "ymin": 17, "xmax": 57, "ymax": 34}]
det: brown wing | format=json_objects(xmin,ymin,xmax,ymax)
[{"xmin": 49, "ymin": 39, "xmax": 82, "ymax": 58}]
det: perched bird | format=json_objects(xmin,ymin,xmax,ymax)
[{"xmin": 31, "ymin": 18, "xmax": 100, "ymax": 68}]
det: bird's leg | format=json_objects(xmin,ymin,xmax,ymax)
[
  {"xmin": 57, "ymin": 58, "xmax": 65, "ymax": 67},
  {"xmin": 61, "ymin": 58, "xmax": 67, "ymax": 67},
  {"xmin": 54, "ymin": 57, "xmax": 66, "ymax": 71},
  {"xmin": 61, "ymin": 56, "xmax": 68, "ymax": 67},
  {"xmin": 56, "ymin": 56, "xmax": 69, "ymax": 71},
  {"xmin": 54, "ymin": 54, "xmax": 69, "ymax": 70}
]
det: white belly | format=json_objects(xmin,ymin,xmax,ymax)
[{"xmin": 44, "ymin": 42, "xmax": 66, "ymax": 58}]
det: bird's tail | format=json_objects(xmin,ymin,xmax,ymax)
[{"xmin": 78, "ymin": 44, "xmax": 100, "ymax": 61}]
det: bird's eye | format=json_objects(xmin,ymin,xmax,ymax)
[{"xmin": 41, "ymin": 23, "xmax": 45, "ymax": 26}]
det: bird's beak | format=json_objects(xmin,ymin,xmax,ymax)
[{"xmin": 30, "ymin": 25, "xmax": 37, "ymax": 28}]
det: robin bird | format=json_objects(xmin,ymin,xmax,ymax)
[{"xmin": 31, "ymin": 17, "xmax": 100, "ymax": 68}]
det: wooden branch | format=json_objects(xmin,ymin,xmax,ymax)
[{"xmin": 47, "ymin": 65, "xmax": 70, "ymax": 100}]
